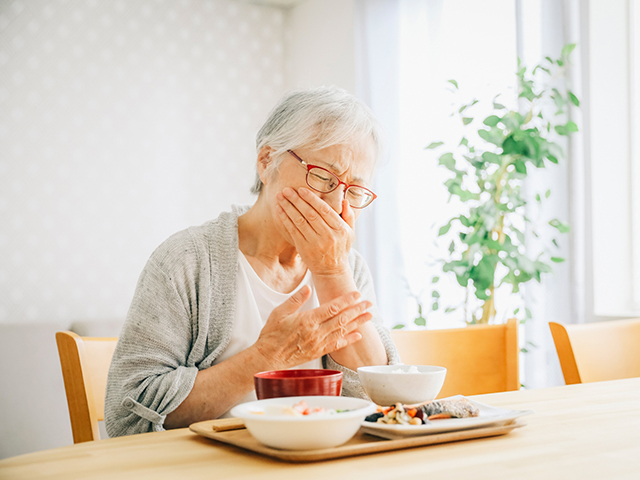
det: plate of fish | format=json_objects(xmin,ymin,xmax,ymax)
[{"xmin": 361, "ymin": 396, "xmax": 532, "ymax": 439}]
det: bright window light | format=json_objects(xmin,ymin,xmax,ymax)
[{"xmin": 397, "ymin": 0, "xmax": 518, "ymax": 328}]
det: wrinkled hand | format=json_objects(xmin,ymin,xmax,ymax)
[
  {"xmin": 276, "ymin": 187, "xmax": 355, "ymax": 276},
  {"xmin": 254, "ymin": 286, "xmax": 372, "ymax": 369}
]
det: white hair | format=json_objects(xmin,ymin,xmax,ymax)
[{"xmin": 251, "ymin": 86, "xmax": 384, "ymax": 194}]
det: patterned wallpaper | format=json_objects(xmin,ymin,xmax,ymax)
[{"xmin": 0, "ymin": 0, "xmax": 286, "ymax": 324}]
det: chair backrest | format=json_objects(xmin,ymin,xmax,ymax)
[
  {"xmin": 549, "ymin": 318, "xmax": 640, "ymax": 385},
  {"xmin": 390, "ymin": 318, "xmax": 519, "ymax": 398},
  {"xmin": 55, "ymin": 331, "xmax": 118, "ymax": 443}
]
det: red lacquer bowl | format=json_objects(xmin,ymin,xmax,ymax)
[{"xmin": 254, "ymin": 369, "xmax": 343, "ymax": 400}]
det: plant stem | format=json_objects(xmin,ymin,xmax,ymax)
[
  {"xmin": 478, "ymin": 156, "xmax": 512, "ymax": 324},
  {"xmin": 464, "ymin": 285, "xmax": 469, "ymax": 325},
  {"xmin": 480, "ymin": 285, "xmax": 496, "ymax": 324}
]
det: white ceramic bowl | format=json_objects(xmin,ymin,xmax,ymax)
[
  {"xmin": 357, "ymin": 365, "xmax": 447, "ymax": 406},
  {"xmin": 229, "ymin": 395, "xmax": 376, "ymax": 450}
]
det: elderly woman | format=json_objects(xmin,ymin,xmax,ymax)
[{"xmin": 105, "ymin": 86, "xmax": 400, "ymax": 437}]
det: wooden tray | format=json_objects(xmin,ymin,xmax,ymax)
[{"xmin": 189, "ymin": 418, "xmax": 525, "ymax": 463}]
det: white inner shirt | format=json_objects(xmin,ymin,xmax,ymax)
[{"xmin": 214, "ymin": 251, "xmax": 323, "ymax": 417}]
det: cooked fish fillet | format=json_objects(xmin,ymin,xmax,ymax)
[{"xmin": 418, "ymin": 398, "xmax": 479, "ymax": 419}]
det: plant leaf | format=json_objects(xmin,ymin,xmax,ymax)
[
  {"xmin": 514, "ymin": 159, "xmax": 527, "ymax": 174},
  {"xmin": 448, "ymin": 79, "xmax": 459, "ymax": 89},
  {"xmin": 392, "ymin": 324, "xmax": 405, "ymax": 329},
  {"xmin": 483, "ymin": 115, "xmax": 501, "ymax": 127},
  {"xmin": 478, "ymin": 128, "xmax": 503, "ymax": 146},
  {"xmin": 562, "ymin": 43, "xmax": 576, "ymax": 58},
  {"xmin": 568, "ymin": 91, "xmax": 580, "ymax": 106},
  {"xmin": 438, "ymin": 152, "xmax": 456, "ymax": 170},
  {"xmin": 425, "ymin": 141, "xmax": 444, "ymax": 150},
  {"xmin": 554, "ymin": 124, "xmax": 568, "ymax": 136},
  {"xmin": 549, "ymin": 219, "xmax": 570, "ymax": 233},
  {"xmin": 414, "ymin": 316, "xmax": 426, "ymax": 327},
  {"xmin": 462, "ymin": 117, "xmax": 473, "ymax": 125},
  {"xmin": 551, "ymin": 257, "xmax": 565, "ymax": 263},
  {"xmin": 565, "ymin": 120, "xmax": 579, "ymax": 133},
  {"xmin": 481, "ymin": 152, "xmax": 501, "ymax": 165},
  {"xmin": 524, "ymin": 110, "xmax": 533, "ymax": 124},
  {"xmin": 438, "ymin": 221, "xmax": 452, "ymax": 236}
]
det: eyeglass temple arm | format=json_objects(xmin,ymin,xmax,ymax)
[{"xmin": 287, "ymin": 150, "xmax": 306, "ymax": 166}]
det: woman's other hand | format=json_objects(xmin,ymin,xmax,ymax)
[
  {"xmin": 253, "ymin": 285, "xmax": 372, "ymax": 369},
  {"xmin": 276, "ymin": 187, "xmax": 355, "ymax": 276}
]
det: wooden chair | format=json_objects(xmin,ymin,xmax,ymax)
[
  {"xmin": 55, "ymin": 331, "xmax": 118, "ymax": 443},
  {"xmin": 390, "ymin": 318, "xmax": 519, "ymax": 398},
  {"xmin": 549, "ymin": 318, "xmax": 640, "ymax": 385}
]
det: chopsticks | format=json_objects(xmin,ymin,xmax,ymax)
[{"xmin": 211, "ymin": 418, "xmax": 245, "ymax": 432}]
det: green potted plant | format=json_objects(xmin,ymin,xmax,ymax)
[{"xmin": 397, "ymin": 45, "xmax": 579, "ymax": 328}]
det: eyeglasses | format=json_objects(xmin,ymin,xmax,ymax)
[{"xmin": 287, "ymin": 150, "xmax": 377, "ymax": 209}]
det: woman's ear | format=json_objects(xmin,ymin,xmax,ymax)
[{"xmin": 257, "ymin": 146, "xmax": 274, "ymax": 186}]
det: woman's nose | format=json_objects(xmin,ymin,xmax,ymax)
[{"xmin": 319, "ymin": 188, "xmax": 345, "ymax": 214}]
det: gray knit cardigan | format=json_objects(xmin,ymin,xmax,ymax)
[{"xmin": 105, "ymin": 205, "xmax": 400, "ymax": 437}]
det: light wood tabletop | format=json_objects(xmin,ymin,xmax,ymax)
[{"xmin": 1, "ymin": 378, "xmax": 639, "ymax": 479}]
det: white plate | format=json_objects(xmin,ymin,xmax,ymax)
[{"xmin": 361, "ymin": 396, "xmax": 533, "ymax": 440}]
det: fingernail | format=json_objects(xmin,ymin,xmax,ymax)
[
  {"xmin": 299, "ymin": 187, "xmax": 310, "ymax": 196},
  {"xmin": 283, "ymin": 187, "xmax": 294, "ymax": 197}
]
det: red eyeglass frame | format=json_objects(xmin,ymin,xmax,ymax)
[{"xmin": 287, "ymin": 150, "xmax": 377, "ymax": 208}]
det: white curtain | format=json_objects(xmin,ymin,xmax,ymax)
[
  {"xmin": 355, "ymin": 0, "xmax": 586, "ymax": 388},
  {"xmin": 518, "ymin": 0, "xmax": 589, "ymax": 388},
  {"xmin": 354, "ymin": 0, "xmax": 408, "ymax": 329}
]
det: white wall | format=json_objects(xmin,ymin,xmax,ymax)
[
  {"xmin": 0, "ymin": 0, "xmax": 289, "ymax": 459},
  {"xmin": 284, "ymin": 0, "xmax": 356, "ymax": 92},
  {"xmin": 0, "ymin": 0, "xmax": 286, "ymax": 326}
]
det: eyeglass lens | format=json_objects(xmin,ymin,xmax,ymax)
[{"xmin": 306, "ymin": 167, "xmax": 374, "ymax": 208}]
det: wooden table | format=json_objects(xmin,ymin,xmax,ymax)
[{"xmin": 2, "ymin": 378, "xmax": 640, "ymax": 479}]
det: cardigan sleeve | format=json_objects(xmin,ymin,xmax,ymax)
[
  {"xmin": 323, "ymin": 250, "xmax": 401, "ymax": 400},
  {"xmin": 104, "ymin": 234, "xmax": 202, "ymax": 437}
]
